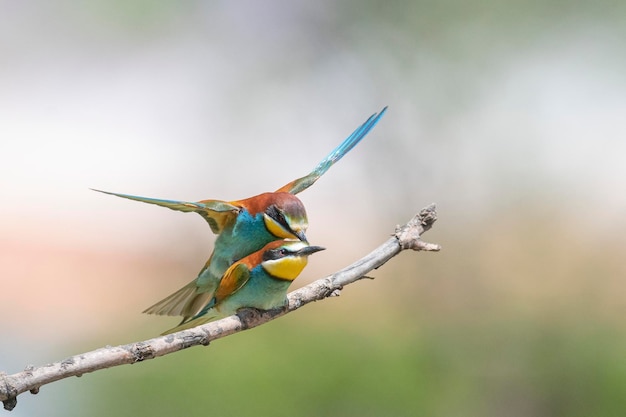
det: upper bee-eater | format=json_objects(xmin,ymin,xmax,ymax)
[
  {"xmin": 162, "ymin": 240, "xmax": 325, "ymax": 334},
  {"xmin": 93, "ymin": 107, "xmax": 386, "ymax": 322}
]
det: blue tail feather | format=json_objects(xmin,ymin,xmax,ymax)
[
  {"xmin": 312, "ymin": 106, "xmax": 388, "ymax": 176},
  {"xmin": 277, "ymin": 106, "xmax": 387, "ymax": 194}
]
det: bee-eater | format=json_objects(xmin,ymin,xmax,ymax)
[
  {"xmin": 162, "ymin": 240, "xmax": 325, "ymax": 334},
  {"xmin": 93, "ymin": 107, "xmax": 386, "ymax": 321}
]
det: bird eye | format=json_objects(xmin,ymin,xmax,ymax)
[
  {"xmin": 267, "ymin": 205, "xmax": 287, "ymax": 226},
  {"xmin": 275, "ymin": 210, "xmax": 287, "ymax": 225}
]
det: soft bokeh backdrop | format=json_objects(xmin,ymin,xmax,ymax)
[{"xmin": 1, "ymin": 1, "xmax": 625, "ymax": 416}]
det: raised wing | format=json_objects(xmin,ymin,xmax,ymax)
[
  {"xmin": 91, "ymin": 188, "xmax": 240, "ymax": 234},
  {"xmin": 276, "ymin": 106, "xmax": 387, "ymax": 195}
]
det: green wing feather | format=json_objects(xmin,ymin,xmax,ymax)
[
  {"xmin": 91, "ymin": 188, "xmax": 240, "ymax": 234},
  {"xmin": 142, "ymin": 281, "xmax": 214, "ymax": 319}
]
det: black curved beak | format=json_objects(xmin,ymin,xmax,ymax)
[
  {"xmin": 295, "ymin": 229, "xmax": 308, "ymax": 244},
  {"xmin": 296, "ymin": 245, "xmax": 326, "ymax": 256}
]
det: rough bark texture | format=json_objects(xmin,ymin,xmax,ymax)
[{"xmin": 0, "ymin": 204, "xmax": 440, "ymax": 411}]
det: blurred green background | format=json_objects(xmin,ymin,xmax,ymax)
[{"xmin": 1, "ymin": 1, "xmax": 625, "ymax": 416}]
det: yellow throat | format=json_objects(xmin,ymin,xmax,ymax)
[{"xmin": 262, "ymin": 246, "xmax": 310, "ymax": 281}]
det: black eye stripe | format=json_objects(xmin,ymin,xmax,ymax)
[
  {"xmin": 266, "ymin": 205, "xmax": 290, "ymax": 229},
  {"xmin": 262, "ymin": 247, "xmax": 293, "ymax": 261}
]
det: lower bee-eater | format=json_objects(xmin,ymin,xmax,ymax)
[{"xmin": 162, "ymin": 240, "xmax": 325, "ymax": 334}]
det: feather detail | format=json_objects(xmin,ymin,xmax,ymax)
[
  {"xmin": 91, "ymin": 188, "xmax": 240, "ymax": 234},
  {"xmin": 276, "ymin": 106, "xmax": 387, "ymax": 194},
  {"xmin": 142, "ymin": 281, "xmax": 213, "ymax": 319}
]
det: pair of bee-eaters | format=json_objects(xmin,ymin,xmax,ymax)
[{"xmin": 96, "ymin": 107, "xmax": 387, "ymax": 334}]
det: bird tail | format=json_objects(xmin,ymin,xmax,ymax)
[
  {"xmin": 276, "ymin": 106, "xmax": 387, "ymax": 194},
  {"xmin": 143, "ymin": 281, "xmax": 214, "ymax": 321},
  {"xmin": 160, "ymin": 312, "xmax": 220, "ymax": 335}
]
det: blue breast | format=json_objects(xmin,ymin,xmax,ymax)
[{"xmin": 196, "ymin": 209, "xmax": 274, "ymax": 287}]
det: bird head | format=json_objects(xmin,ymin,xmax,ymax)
[
  {"xmin": 261, "ymin": 240, "xmax": 325, "ymax": 281},
  {"xmin": 239, "ymin": 192, "xmax": 309, "ymax": 242}
]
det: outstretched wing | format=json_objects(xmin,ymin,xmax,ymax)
[
  {"xmin": 91, "ymin": 188, "xmax": 240, "ymax": 234},
  {"xmin": 276, "ymin": 106, "xmax": 387, "ymax": 195}
]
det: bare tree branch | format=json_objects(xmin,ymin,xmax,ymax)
[{"xmin": 0, "ymin": 204, "xmax": 440, "ymax": 411}]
